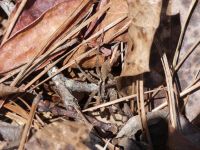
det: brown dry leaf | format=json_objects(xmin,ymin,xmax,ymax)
[
  {"xmin": 121, "ymin": 0, "xmax": 162, "ymax": 76},
  {"xmin": 10, "ymin": 0, "xmax": 69, "ymax": 36},
  {"xmin": 26, "ymin": 120, "xmax": 94, "ymax": 150},
  {"xmin": 0, "ymin": 0, "xmax": 83, "ymax": 74}
]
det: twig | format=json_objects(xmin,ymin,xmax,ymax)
[
  {"xmin": 136, "ymin": 80, "xmax": 141, "ymax": 116},
  {"xmin": 161, "ymin": 53, "xmax": 181, "ymax": 130},
  {"xmin": 180, "ymin": 82, "xmax": 200, "ymax": 97},
  {"xmin": 152, "ymin": 101, "xmax": 167, "ymax": 112},
  {"xmin": 18, "ymin": 93, "xmax": 42, "ymax": 150},
  {"xmin": 1, "ymin": 0, "xmax": 28, "ymax": 44},
  {"xmin": 48, "ymin": 67, "xmax": 79, "ymax": 107},
  {"xmin": 138, "ymin": 76, "xmax": 152, "ymax": 147},
  {"xmin": 38, "ymin": 100, "xmax": 117, "ymax": 133},
  {"xmin": 64, "ymin": 78, "xmax": 98, "ymax": 92},
  {"xmin": 0, "ymin": 67, "xmax": 22, "ymax": 84},
  {"xmin": 48, "ymin": 66, "xmax": 91, "ymax": 127},
  {"xmin": 83, "ymin": 87, "xmax": 166, "ymax": 112},
  {"xmin": 83, "ymin": 90, "xmax": 98, "ymax": 109},
  {"xmin": 155, "ymin": 36, "xmax": 181, "ymax": 130},
  {"xmin": 75, "ymin": 61, "xmax": 98, "ymax": 84}
]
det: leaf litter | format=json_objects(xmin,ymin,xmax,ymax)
[{"xmin": 0, "ymin": 0, "xmax": 199, "ymax": 149}]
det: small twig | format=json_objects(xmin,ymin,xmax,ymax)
[
  {"xmin": 180, "ymin": 82, "xmax": 200, "ymax": 97},
  {"xmin": 138, "ymin": 76, "xmax": 152, "ymax": 148},
  {"xmin": 2, "ymin": 0, "xmax": 28, "ymax": 44},
  {"xmin": 0, "ymin": 67, "xmax": 22, "ymax": 84},
  {"xmin": 64, "ymin": 78, "xmax": 98, "ymax": 92},
  {"xmin": 161, "ymin": 53, "xmax": 181, "ymax": 130},
  {"xmin": 83, "ymin": 87, "xmax": 166, "ymax": 112},
  {"xmin": 120, "ymin": 42, "xmax": 125, "ymax": 69},
  {"xmin": 83, "ymin": 90, "xmax": 98, "ymax": 109},
  {"xmin": 48, "ymin": 66, "xmax": 92, "ymax": 127},
  {"xmin": 155, "ymin": 36, "xmax": 181, "ymax": 130},
  {"xmin": 152, "ymin": 101, "xmax": 167, "ymax": 112},
  {"xmin": 18, "ymin": 93, "xmax": 42, "ymax": 150},
  {"xmin": 136, "ymin": 80, "xmax": 141, "ymax": 116},
  {"xmin": 38, "ymin": 100, "xmax": 117, "ymax": 133},
  {"xmin": 75, "ymin": 60, "xmax": 98, "ymax": 84},
  {"xmin": 48, "ymin": 67, "xmax": 79, "ymax": 107}
]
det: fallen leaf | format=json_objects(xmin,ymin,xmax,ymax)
[
  {"xmin": 10, "ymin": 0, "xmax": 68, "ymax": 36},
  {"xmin": 26, "ymin": 120, "xmax": 99, "ymax": 150},
  {"xmin": 121, "ymin": 0, "xmax": 162, "ymax": 76},
  {"xmin": 0, "ymin": 0, "xmax": 86, "ymax": 74}
]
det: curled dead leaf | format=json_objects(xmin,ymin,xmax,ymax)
[{"xmin": 121, "ymin": 0, "xmax": 162, "ymax": 76}]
